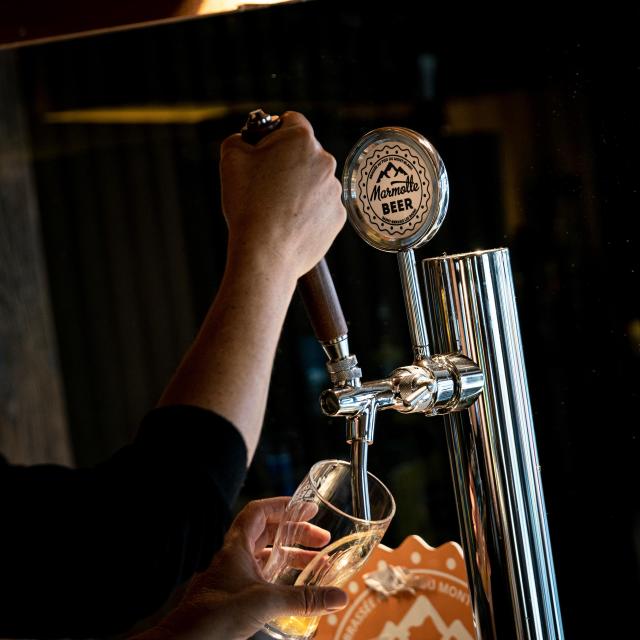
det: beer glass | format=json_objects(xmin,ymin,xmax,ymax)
[{"xmin": 262, "ymin": 459, "xmax": 395, "ymax": 639}]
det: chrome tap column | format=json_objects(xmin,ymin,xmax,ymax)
[
  {"xmin": 340, "ymin": 124, "xmax": 563, "ymax": 639},
  {"xmin": 423, "ymin": 249, "xmax": 564, "ymax": 639}
]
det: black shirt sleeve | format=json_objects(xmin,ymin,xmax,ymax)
[{"xmin": 0, "ymin": 405, "xmax": 247, "ymax": 639}]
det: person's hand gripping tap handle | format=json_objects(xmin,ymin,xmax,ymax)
[{"xmin": 239, "ymin": 109, "xmax": 349, "ymax": 351}]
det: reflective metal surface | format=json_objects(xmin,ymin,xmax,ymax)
[
  {"xmin": 349, "ymin": 411, "xmax": 374, "ymax": 520},
  {"xmin": 241, "ymin": 108, "xmax": 281, "ymax": 144},
  {"xmin": 423, "ymin": 249, "xmax": 564, "ymax": 640},
  {"xmin": 319, "ymin": 355, "xmax": 483, "ymax": 418},
  {"xmin": 398, "ymin": 249, "xmax": 431, "ymax": 360},
  {"xmin": 342, "ymin": 127, "xmax": 448, "ymax": 252},
  {"xmin": 341, "ymin": 128, "xmax": 562, "ymax": 637},
  {"xmin": 320, "ymin": 334, "xmax": 350, "ymax": 362}
]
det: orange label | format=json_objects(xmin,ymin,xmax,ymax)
[{"xmin": 314, "ymin": 535, "xmax": 475, "ymax": 640}]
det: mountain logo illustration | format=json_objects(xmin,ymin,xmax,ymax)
[
  {"xmin": 356, "ymin": 143, "xmax": 431, "ymax": 239},
  {"xmin": 375, "ymin": 595, "xmax": 474, "ymax": 640},
  {"xmin": 376, "ymin": 162, "xmax": 408, "ymax": 184}
]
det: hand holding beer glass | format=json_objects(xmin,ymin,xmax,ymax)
[{"xmin": 262, "ymin": 460, "xmax": 395, "ymax": 639}]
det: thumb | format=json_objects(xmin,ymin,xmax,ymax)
[{"xmin": 251, "ymin": 583, "xmax": 348, "ymax": 621}]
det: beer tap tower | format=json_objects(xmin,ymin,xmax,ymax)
[
  {"xmin": 331, "ymin": 126, "xmax": 564, "ymax": 640},
  {"xmin": 242, "ymin": 112, "xmax": 563, "ymax": 639}
]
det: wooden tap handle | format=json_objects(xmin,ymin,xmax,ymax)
[{"xmin": 297, "ymin": 257, "xmax": 348, "ymax": 343}]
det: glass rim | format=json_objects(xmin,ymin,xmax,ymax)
[{"xmin": 307, "ymin": 459, "xmax": 396, "ymax": 526}]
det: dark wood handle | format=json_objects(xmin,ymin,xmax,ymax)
[
  {"xmin": 241, "ymin": 109, "xmax": 348, "ymax": 344},
  {"xmin": 298, "ymin": 258, "xmax": 348, "ymax": 343}
]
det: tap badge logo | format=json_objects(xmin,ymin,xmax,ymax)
[{"xmin": 357, "ymin": 143, "xmax": 431, "ymax": 238}]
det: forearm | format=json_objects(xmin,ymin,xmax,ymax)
[{"xmin": 158, "ymin": 245, "xmax": 297, "ymax": 462}]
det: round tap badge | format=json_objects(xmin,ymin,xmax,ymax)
[{"xmin": 343, "ymin": 128, "xmax": 448, "ymax": 252}]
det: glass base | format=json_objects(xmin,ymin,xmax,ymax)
[
  {"xmin": 263, "ymin": 616, "xmax": 319, "ymax": 640},
  {"xmin": 263, "ymin": 622, "xmax": 297, "ymax": 640},
  {"xmin": 262, "ymin": 622, "xmax": 288, "ymax": 639}
]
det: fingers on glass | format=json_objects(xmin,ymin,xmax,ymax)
[
  {"xmin": 258, "ymin": 519, "xmax": 331, "ymax": 551},
  {"xmin": 258, "ymin": 547, "xmax": 330, "ymax": 576}
]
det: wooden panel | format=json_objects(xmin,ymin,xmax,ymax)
[{"xmin": 0, "ymin": 50, "xmax": 73, "ymax": 465}]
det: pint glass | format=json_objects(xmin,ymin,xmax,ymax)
[{"xmin": 262, "ymin": 459, "xmax": 395, "ymax": 639}]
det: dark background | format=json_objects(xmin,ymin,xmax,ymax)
[{"xmin": 12, "ymin": 1, "xmax": 639, "ymax": 636}]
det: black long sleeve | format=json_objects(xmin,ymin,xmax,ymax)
[{"xmin": 0, "ymin": 405, "xmax": 247, "ymax": 639}]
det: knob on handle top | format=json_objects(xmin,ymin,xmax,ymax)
[{"xmin": 241, "ymin": 109, "xmax": 282, "ymax": 144}]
